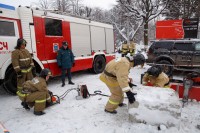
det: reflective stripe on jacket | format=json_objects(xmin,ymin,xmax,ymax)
[
  {"xmin": 17, "ymin": 91, "xmax": 29, "ymax": 97},
  {"xmin": 100, "ymin": 57, "xmax": 132, "ymax": 92},
  {"xmin": 12, "ymin": 49, "xmax": 34, "ymax": 72},
  {"xmin": 21, "ymin": 67, "xmax": 32, "ymax": 73}
]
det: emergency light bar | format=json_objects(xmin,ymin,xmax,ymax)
[{"xmin": 0, "ymin": 3, "xmax": 15, "ymax": 10}]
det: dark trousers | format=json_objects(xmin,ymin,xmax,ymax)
[{"xmin": 61, "ymin": 68, "xmax": 72, "ymax": 83}]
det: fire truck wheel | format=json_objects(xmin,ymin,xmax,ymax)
[
  {"xmin": 3, "ymin": 68, "xmax": 17, "ymax": 95},
  {"xmin": 92, "ymin": 55, "xmax": 106, "ymax": 74}
]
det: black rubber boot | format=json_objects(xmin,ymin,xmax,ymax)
[
  {"xmin": 34, "ymin": 111, "xmax": 45, "ymax": 116},
  {"xmin": 21, "ymin": 102, "xmax": 30, "ymax": 110},
  {"xmin": 46, "ymin": 102, "xmax": 53, "ymax": 108},
  {"xmin": 68, "ymin": 81, "xmax": 74, "ymax": 85},
  {"xmin": 61, "ymin": 79, "xmax": 65, "ymax": 87},
  {"xmin": 61, "ymin": 83, "xmax": 65, "ymax": 87},
  {"xmin": 104, "ymin": 109, "xmax": 117, "ymax": 114}
]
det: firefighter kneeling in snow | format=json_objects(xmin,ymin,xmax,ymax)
[
  {"xmin": 17, "ymin": 69, "xmax": 53, "ymax": 116},
  {"xmin": 142, "ymin": 66, "xmax": 169, "ymax": 87},
  {"xmin": 100, "ymin": 53, "xmax": 145, "ymax": 114}
]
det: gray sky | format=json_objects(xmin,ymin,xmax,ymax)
[{"xmin": 0, "ymin": 0, "xmax": 117, "ymax": 10}]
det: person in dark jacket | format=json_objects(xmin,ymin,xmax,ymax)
[{"xmin": 57, "ymin": 41, "xmax": 75, "ymax": 87}]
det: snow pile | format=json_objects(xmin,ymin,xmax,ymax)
[{"xmin": 129, "ymin": 86, "xmax": 181, "ymax": 128}]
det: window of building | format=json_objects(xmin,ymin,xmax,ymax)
[
  {"xmin": 45, "ymin": 18, "xmax": 62, "ymax": 36},
  {"xmin": 0, "ymin": 21, "xmax": 15, "ymax": 36}
]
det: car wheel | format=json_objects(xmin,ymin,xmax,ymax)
[
  {"xmin": 3, "ymin": 68, "xmax": 17, "ymax": 95},
  {"xmin": 157, "ymin": 60, "xmax": 173, "ymax": 76},
  {"xmin": 92, "ymin": 56, "xmax": 106, "ymax": 74}
]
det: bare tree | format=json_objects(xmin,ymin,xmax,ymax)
[
  {"xmin": 111, "ymin": 9, "xmax": 143, "ymax": 42},
  {"xmin": 36, "ymin": 0, "xmax": 51, "ymax": 9},
  {"xmin": 85, "ymin": 6, "xmax": 92, "ymax": 17},
  {"xmin": 69, "ymin": 0, "xmax": 84, "ymax": 16},
  {"xmin": 164, "ymin": 0, "xmax": 199, "ymax": 19},
  {"xmin": 118, "ymin": 0, "xmax": 169, "ymax": 46},
  {"xmin": 51, "ymin": 0, "xmax": 71, "ymax": 12}
]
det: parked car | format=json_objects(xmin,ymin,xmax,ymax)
[{"xmin": 146, "ymin": 39, "xmax": 200, "ymax": 75}]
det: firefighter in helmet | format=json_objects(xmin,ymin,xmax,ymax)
[
  {"xmin": 129, "ymin": 39, "xmax": 136, "ymax": 56},
  {"xmin": 12, "ymin": 38, "xmax": 36, "ymax": 92},
  {"xmin": 17, "ymin": 68, "xmax": 53, "ymax": 116},
  {"xmin": 100, "ymin": 53, "xmax": 145, "ymax": 114},
  {"xmin": 121, "ymin": 40, "xmax": 129, "ymax": 57},
  {"xmin": 142, "ymin": 66, "xmax": 169, "ymax": 87}
]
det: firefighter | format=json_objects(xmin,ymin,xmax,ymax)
[
  {"xmin": 57, "ymin": 41, "xmax": 75, "ymax": 87},
  {"xmin": 129, "ymin": 39, "xmax": 136, "ymax": 56},
  {"xmin": 142, "ymin": 66, "xmax": 169, "ymax": 87},
  {"xmin": 121, "ymin": 40, "xmax": 129, "ymax": 57},
  {"xmin": 12, "ymin": 38, "xmax": 36, "ymax": 92},
  {"xmin": 100, "ymin": 53, "xmax": 145, "ymax": 114},
  {"xmin": 17, "ymin": 68, "xmax": 52, "ymax": 116}
]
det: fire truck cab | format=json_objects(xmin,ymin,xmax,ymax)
[{"xmin": 0, "ymin": 3, "xmax": 115, "ymax": 94}]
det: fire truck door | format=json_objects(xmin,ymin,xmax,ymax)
[
  {"xmin": 43, "ymin": 18, "xmax": 64, "ymax": 57},
  {"xmin": 33, "ymin": 17, "xmax": 46, "ymax": 60},
  {"xmin": 42, "ymin": 17, "xmax": 69, "ymax": 75}
]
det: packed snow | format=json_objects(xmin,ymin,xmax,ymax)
[
  {"xmin": 0, "ymin": 65, "xmax": 200, "ymax": 133},
  {"xmin": 129, "ymin": 86, "xmax": 181, "ymax": 128}
]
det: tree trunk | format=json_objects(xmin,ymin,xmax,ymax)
[
  {"xmin": 144, "ymin": 22, "xmax": 148, "ymax": 47},
  {"xmin": 198, "ymin": 0, "xmax": 200, "ymax": 18}
]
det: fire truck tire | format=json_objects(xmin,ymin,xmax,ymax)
[
  {"xmin": 92, "ymin": 55, "xmax": 106, "ymax": 74},
  {"xmin": 3, "ymin": 68, "xmax": 17, "ymax": 95}
]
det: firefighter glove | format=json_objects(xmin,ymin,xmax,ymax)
[
  {"xmin": 32, "ymin": 67, "xmax": 37, "ymax": 77},
  {"xmin": 48, "ymin": 90, "xmax": 53, "ymax": 96},
  {"xmin": 126, "ymin": 91, "xmax": 136, "ymax": 104},
  {"xmin": 17, "ymin": 71, "xmax": 23, "ymax": 78}
]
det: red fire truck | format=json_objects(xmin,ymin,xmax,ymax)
[{"xmin": 0, "ymin": 4, "xmax": 115, "ymax": 94}]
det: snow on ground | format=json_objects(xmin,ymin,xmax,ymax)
[
  {"xmin": 129, "ymin": 85, "xmax": 181, "ymax": 128},
  {"xmin": 0, "ymin": 65, "xmax": 200, "ymax": 133}
]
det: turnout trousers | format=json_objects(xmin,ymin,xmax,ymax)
[
  {"xmin": 17, "ymin": 70, "xmax": 33, "ymax": 91},
  {"xmin": 100, "ymin": 73, "xmax": 124, "ymax": 112},
  {"xmin": 17, "ymin": 91, "xmax": 51, "ymax": 112}
]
